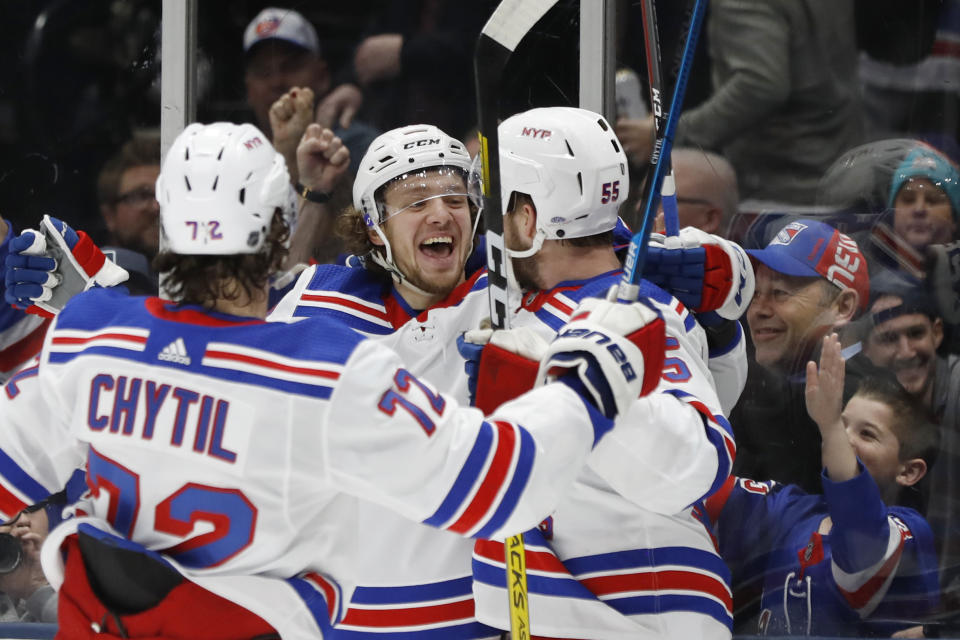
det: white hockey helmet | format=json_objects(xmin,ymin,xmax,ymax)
[
  {"xmin": 156, "ymin": 122, "xmax": 290, "ymax": 255},
  {"xmin": 353, "ymin": 124, "xmax": 475, "ymax": 226},
  {"xmin": 352, "ymin": 124, "xmax": 478, "ymax": 287},
  {"xmin": 498, "ymin": 107, "xmax": 629, "ymax": 257}
]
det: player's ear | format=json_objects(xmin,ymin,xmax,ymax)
[
  {"xmin": 896, "ymin": 457, "xmax": 927, "ymax": 487},
  {"xmin": 519, "ymin": 201, "xmax": 538, "ymax": 240},
  {"xmin": 367, "ymin": 227, "xmax": 384, "ymax": 246}
]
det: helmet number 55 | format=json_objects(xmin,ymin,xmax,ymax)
[{"xmin": 601, "ymin": 181, "xmax": 620, "ymax": 205}]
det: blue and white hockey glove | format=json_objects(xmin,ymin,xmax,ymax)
[
  {"xmin": 457, "ymin": 325, "xmax": 549, "ymax": 414},
  {"xmin": 5, "ymin": 215, "xmax": 128, "ymax": 317},
  {"xmin": 644, "ymin": 227, "xmax": 754, "ymax": 324},
  {"xmin": 538, "ymin": 295, "xmax": 665, "ymax": 420}
]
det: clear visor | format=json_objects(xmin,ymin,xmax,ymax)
[{"xmin": 373, "ymin": 166, "xmax": 482, "ymax": 226}]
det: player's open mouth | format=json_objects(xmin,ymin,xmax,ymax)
[{"xmin": 420, "ymin": 236, "xmax": 454, "ymax": 259}]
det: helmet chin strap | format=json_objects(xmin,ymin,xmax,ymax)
[{"xmin": 505, "ymin": 229, "xmax": 546, "ymax": 259}]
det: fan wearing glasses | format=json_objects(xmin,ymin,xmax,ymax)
[
  {"xmin": 95, "ymin": 133, "xmax": 161, "ymax": 294},
  {"xmin": 647, "ymin": 147, "xmax": 739, "ymax": 237}
]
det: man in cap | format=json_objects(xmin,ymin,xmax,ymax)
[
  {"xmin": 243, "ymin": 6, "xmax": 378, "ymax": 177},
  {"xmin": 730, "ymin": 218, "xmax": 885, "ymax": 493}
]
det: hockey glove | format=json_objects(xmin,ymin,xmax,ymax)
[
  {"xmin": 456, "ymin": 326, "xmax": 549, "ymax": 414},
  {"xmin": 644, "ymin": 227, "xmax": 755, "ymax": 323},
  {"xmin": 538, "ymin": 296, "xmax": 665, "ymax": 420},
  {"xmin": 927, "ymin": 240, "xmax": 960, "ymax": 325},
  {"xmin": 5, "ymin": 215, "xmax": 128, "ymax": 317}
]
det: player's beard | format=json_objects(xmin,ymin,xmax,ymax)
[
  {"xmin": 510, "ymin": 254, "xmax": 540, "ymax": 291},
  {"xmin": 504, "ymin": 211, "xmax": 542, "ymax": 291}
]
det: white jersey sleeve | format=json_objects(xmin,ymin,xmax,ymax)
[
  {"xmin": 586, "ymin": 288, "xmax": 736, "ymax": 513},
  {"xmin": 0, "ymin": 363, "xmax": 85, "ymax": 518},
  {"xmin": 325, "ymin": 338, "xmax": 608, "ymax": 540}
]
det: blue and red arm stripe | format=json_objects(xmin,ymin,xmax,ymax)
[
  {"xmin": 472, "ymin": 423, "xmax": 535, "ymax": 539},
  {"xmin": 422, "ymin": 422, "xmax": 495, "ymax": 529},
  {"xmin": 0, "ymin": 447, "xmax": 51, "ymax": 505}
]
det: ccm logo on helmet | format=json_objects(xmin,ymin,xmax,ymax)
[
  {"xmin": 521, "ymin": 127, "xmax": 551, "ymax": 139},
  {"xmin": 243, "ymin": 136, "xmax": 265, "ymax": 150},
  {"xmin": 403, "ymin": 138, "xmax": 440, "ymax": 149},
  {"xmin": 557, "ymin": 327, "xmax": 637, "ymax": 382}
]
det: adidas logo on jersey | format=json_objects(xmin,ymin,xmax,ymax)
[{"xmin": 158, "ymin": 337, "xmax": 191, "ymax": 365}]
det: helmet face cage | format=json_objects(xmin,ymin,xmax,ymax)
[
  {"xmin": 157, "ymin": 122, "xmax": 290, "ymax": 255},
  {"xmin": 371, "ymin": 165, "xmax": 482, "ymax": 228},
  {"xmin": 497, "ymin": 107, "xmax": 629, "ymax": 246},
  {"xmin": 353, "ymin": 124, "xmax": 474, "ymax": 229}
]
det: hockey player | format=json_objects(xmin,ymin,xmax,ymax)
[
  {"xmin": 705, "ymin": 334, "xmax": 939, "ymax": 636},
  {"xmin": 5, "ymin": 120, "xmax": 749, "ymax": 638},
  {"xmin": 463, "ymin": 106, "xmax": 754, "ymax": 639},
  {"xmin": 269, "ymin": 124, "xmax": 505, "ymax": 637},
  {"xmin": 0, "ymin": 122, "xmax": 668, "ymax": 639}
]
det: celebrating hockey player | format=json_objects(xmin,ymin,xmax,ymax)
[
  {"xmin": 463, "ymin": 106, "xmax": 753, "ymax": 639},
  {"xmin": 0, "ymin": 122, "xmax": 668, "ymax": 639},
  {"xmin": 4, "ymin": 116, "xmax": 751, "ymax": 638}
]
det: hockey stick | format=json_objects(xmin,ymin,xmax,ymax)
[
  {"xmin": 638, "ymin": 0, "xmax": 681, "ymax": 238},
  {"xmin": 474, "ymin": 1, "xmax": 558, "ymax": 637},
  {"xmin": 476, "ymin": 0, "xmax": 558, "ymax": 332},
  {"xmin": 620, "ymin": 0, "xmax": 708, "ymax": 299}
]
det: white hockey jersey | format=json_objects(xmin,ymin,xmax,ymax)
[
  {"xmin": 271, "ymin": 264, "xmax": 500, "ymax": 638},
  {"xmin": 0, "ymin": 287, "xmax": 615, "ymax": 640},
  {"xmin": 472, "ymin": 271, "xmax": 736, "ymax": 639}
]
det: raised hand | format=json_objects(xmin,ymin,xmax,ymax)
[
  {"xmin": 315, "ymin": 83, "xmax": 363, "ymax": 130},
  {"xmin": 269, "ymin": 87, "xmax": 315, "ymax": 184},
  {"xmin": 805, "ymin": 333, "xmax": 857, "ymax": 481},
  {"xmin": 805, "ymin": 333, "xmax": 845, "ymax": 430},
  {"xmin": 296, "ymin": 123, "xmax": 350, "ymax": 196}
]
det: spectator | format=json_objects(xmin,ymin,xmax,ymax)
[
  {"xmin": 863, "ymin": 287, "xmax": 960, "ymax": 610},
  {"xmin": 335, "ymin": 1, "xmax": 497, "ymax": 141},
  {"xmin": 731, "ymin": 219, "xmax": 880, "ymax": 493},
  {"xmin": 95, "ymin": 133, "xmax": 161, "ymax": 295},
  {"xmin": 708, "ymin": 336, "xmax": 939, "ymax": 635},
  {"xmin": 0, "ymin": 504, "xmax": 56, "ymax": 623},
  {"xmin": 649, "ymin": 147, "xmax": 739, "ymax": 236},
  {"xmin": 243, "ymin": 7, "xmax": 377, "ymax": 177},
  {"xmin": 616, "ymin": 0, "xmax": 864, "ymax": 205},
  {"xmin": 888, "ymin": 143, "xmax": 960, "ymax": 253}
]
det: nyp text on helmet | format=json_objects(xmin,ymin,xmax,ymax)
[{"xmin": 498, "ymin": 106, "xmax": 629, "ymax": 256}]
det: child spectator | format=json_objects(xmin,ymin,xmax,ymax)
[{"xmin": 708, "ymin": 334, "xmax": 940, "ymax": 635}]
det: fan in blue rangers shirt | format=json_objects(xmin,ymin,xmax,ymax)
[
  {"xmin": 0, "ymin": 122, "xmax": 668, "ymax": 640},
  {"xmin": 705, "ymin": 334, "xmax": 940, "ymax": 637}
]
